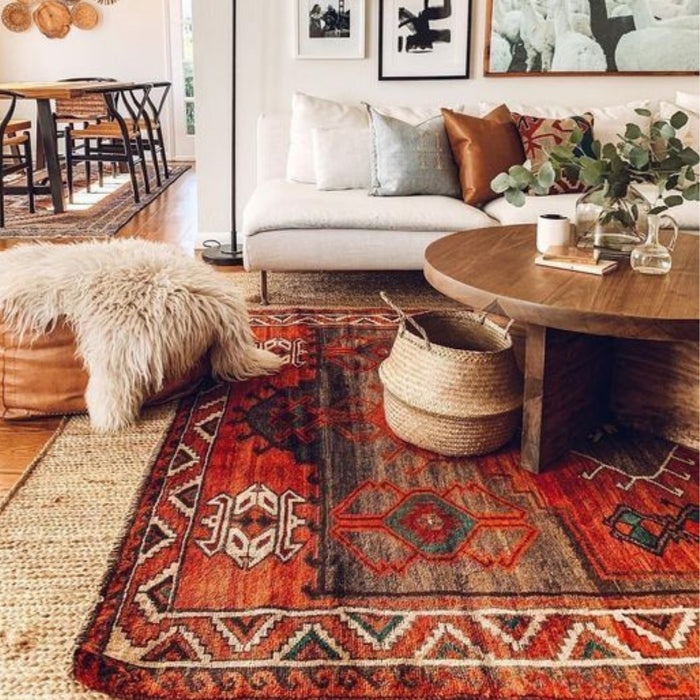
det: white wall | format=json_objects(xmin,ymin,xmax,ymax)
[
  {"xmin": 192, "ymin": 0, "xmax": 233, "ymax": 243},
  {"xmin": 194, "ymin": 0, "xmax": 697, "ymax": 245},
  {"xmin": 0, "ymin": 0, "xmax": 174, "ymax": 146}
]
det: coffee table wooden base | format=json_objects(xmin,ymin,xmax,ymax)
[
  {"xmin": 521, "ymin": 325, "xmax": 613, "ymax": 472},
  {"xmin": 424, "ymin": 225, "xmax": 700, "ymax": 473}
]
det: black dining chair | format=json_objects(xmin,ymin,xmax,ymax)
[
  {"xmin": 52, "ymin": 77, "xmax": 117, "ymax": 185},
  {"xmin": 64, "ymin": 84, "xmax": 153, "ymax": 204},
  {"xmin": 1, "ymin": 91, "xmax": 35, "ymax": 228},
  {"xmin": 138, "ymin": 81, "xmax": 171, "ymax": 187}
]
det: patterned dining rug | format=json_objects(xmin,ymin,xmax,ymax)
[
  {"xmin": 68, "ymin": 309, "xmax": 699, "ymax": 700},
  {"xmin": 0, "ymin": 164, "xmax": 189, "ymax": 239}
]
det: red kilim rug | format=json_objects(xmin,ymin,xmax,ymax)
[{"xmin": 74, "ymin": 310, "xmax": 700, "ymax": 700}]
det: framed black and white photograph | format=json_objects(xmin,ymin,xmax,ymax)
[
  {"xmin": 379, "ymin": 0, "xmax": 472, "ymax": 80},
  {"xmin": 295, "ymin": 0, "xmax": 366, "ymax": 59},
  {"xmin": 484, "ymin": 0, "xmax": 700, "ymax": 76}
]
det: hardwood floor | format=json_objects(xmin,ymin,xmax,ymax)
[{"xmin": 0, "ymin": 166, "xmax": 223, "ymax": 498}]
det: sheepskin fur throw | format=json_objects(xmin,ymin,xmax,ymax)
[{"xmin": 0, "ymin": 240, "xmax": 283, "ymax": 431}]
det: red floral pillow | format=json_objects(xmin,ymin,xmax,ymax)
[{"xmin": 511, "ymin": 113, "xmax": 595, "ymax": 195}]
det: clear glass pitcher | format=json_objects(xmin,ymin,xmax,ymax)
[{"xmin": 630, "ymin": 213, "xmax": 679, "ymax": 276}]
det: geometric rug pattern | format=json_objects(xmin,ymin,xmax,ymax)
[
  {"xmin": 0, "ymin": 164, "xmax": 189, "ymax": 239},
  {"xmin": 73, "ymin": 310, "xmax": 700, "ymax": 699}
]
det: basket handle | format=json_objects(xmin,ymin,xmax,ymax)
[
  {"xmin": 380, "ymin": 291, "xmax": 432, "ymax": 350},
  {"xmin": 477, "ymin": 298, "xmax": 515, "ymax": 339}
]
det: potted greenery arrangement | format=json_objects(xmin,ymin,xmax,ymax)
[{"xmin": 491, "ymin": 108, "xmax": 699, "ymax": 259}]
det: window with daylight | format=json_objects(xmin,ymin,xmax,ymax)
[{"xmin": 181, "ymin": 0, "xmax": 195, "ymax": 136}]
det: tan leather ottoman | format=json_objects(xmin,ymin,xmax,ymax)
[{"xmin": 0, "ymin": 318, "xmax": 208, "ymax": 420}]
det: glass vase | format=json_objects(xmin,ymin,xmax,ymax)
[
  {"xmin": 630, "ymin": 213, "xmax": 679, "ymax": 276},
  {"xmin": 575, "ymin": 184, "xmax": 650, "ymax": 254}
]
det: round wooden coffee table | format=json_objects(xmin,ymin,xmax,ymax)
[{"xmin": 424, "ymin": 224, "xmax": 700, "ymax": 472}]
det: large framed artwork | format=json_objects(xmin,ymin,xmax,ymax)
[
  {"xmin": 379, "ymin": 0, "xmax": 471, "ymax": 80},
  {"xmin": 484, "ymin": 0, "xmax": 700, "ymax": 76},
  {"xmin": 295, "ymin": 0, "xmax": 366, "ymax": 59}
]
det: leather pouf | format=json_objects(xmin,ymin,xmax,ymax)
[{"xmin": 0, "ymin": 318, "xmax": 208, "ymax": 420}]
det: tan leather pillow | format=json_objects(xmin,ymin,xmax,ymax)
[
  {"xmin": 0, "ymin": 318, "xmax": 209, "ymax": 420},
  {"xmin": 442, "ymin": 105, "xmax": 525, "ymax": 206}
]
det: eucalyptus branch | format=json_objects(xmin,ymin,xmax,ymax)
[{"xmin": 491, "ymin": 107, "xmax": 700, "ymax": 216}]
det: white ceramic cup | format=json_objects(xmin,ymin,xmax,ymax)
[{"xmin": 536, "ymin": 214, "xmax": 572, "ymax": 254}]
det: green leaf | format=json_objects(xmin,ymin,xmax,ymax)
[
  {"xmin": 628, "ymin": 147, "xmax": 650, "ymax": 169},
  {"xmin": 510, "ymin": 164, "xmax": 534, "ymax": 187},
  {"xmin": 491, "ymin": 172, "xmax": 512, "ymax": 194},
  {"xmin": 666, "ymin": 174, "xmax": 679, "ymax": 190},
  {"xmin": 550, "ymin": 145, "xmax": 574, "ymax": 161},
  {"xmin": 504, "ymin": 188, "xmax": 527, "ymax": 207},
  {"xmin": 602, "ymin": 143, "xmax": 617, "ymax": 160},
  {"xmin": 634, "ymin": 108, "xmax": 652, "ymax": 117},
  {"xmin": 625, "ymin": 123, "xmax": 642, "ymax": 140},
  {"xmin": 650, "ymin": 204, "xmax": 669, "ymax": 215},
  {"xmin": 537, "ymin": 161, "xmax": 556, "ymax": 189},
  {"xmin": 659, "ymin": 123, "xmax": 675, "ymax": 140},
  {"xmin": 569, "ymin": 127, "xmax": 583, "ymax": 145},
  {"xmin": 680, "ymin": 147, "xmax": 700, "ymax": 166},
  {"xmin": 581, "ymin": 160, "xmax": 606, "ymax": 186},
  {"xmin": 670, "ymin": 111, "xmax": 689, "ymax": 130},
  {"xmin": 683, "ymin": 182, "xmax": 700, "ymax": 201},
  {"xmin": 664, "ymin": 194, "xmax": 684, "ymax": 207},
  {"xmin": 592, "ymin": 140, "xmax": 602, "ymax": 159}
]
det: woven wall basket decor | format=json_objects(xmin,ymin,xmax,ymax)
[
  {"xmin": 33, "ymin": 0, "xmax": 71, "ymax": 38},
  {"xmin": 2, "ymin": 2, "xmax": 32, "ymax": 31},
  {"xmin": 71, "ymin": 1, "xmax": 98, "ymax": 29}
]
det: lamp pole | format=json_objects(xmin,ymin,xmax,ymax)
[{"xmin": 202, "ymin": 0, "xmax": 244, "ymax": 266}]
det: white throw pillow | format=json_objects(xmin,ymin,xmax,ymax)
[
  {"xmin": 312, "ymin": 126, "xmax": 371, "ymax": 190},
  {"xmin": 676, "ymin": 91, "xmax": 700, "ymax": 115},
  {"xmin": 478, "ymin": 100, "xmax": 655, "ymax": 146},
  {"xmin": 287, "ymin": 92, "xmax": 367, "ymax": 184}
]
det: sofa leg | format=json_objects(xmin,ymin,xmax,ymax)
[{"xmin": 260, "ymin": 270, "xmax": 269, "ymax": 306}]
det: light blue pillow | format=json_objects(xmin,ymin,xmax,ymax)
[{"xmin": 367, "ymin": 106, "xmax": 461, "ymax": 198}]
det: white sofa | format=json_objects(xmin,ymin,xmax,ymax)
[{"xmin": 242, "ymin": 111, "xmax": 699, "ymax": 303}]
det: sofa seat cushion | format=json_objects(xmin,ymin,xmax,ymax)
[
  {"xmin": 243, "ymin": 180, "xmax": 496, "ymax": 238},
  {"xmin": 0, "ymin": 319, "xmax": 209, "ymax": 421},
  {"xmin": 484, "ymin": 184, "xmax": 700, "ymax": 232}
]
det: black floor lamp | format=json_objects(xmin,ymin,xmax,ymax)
[{"xmin": 202, "ymin": 0, "xmax": 243, "ymax": 266}]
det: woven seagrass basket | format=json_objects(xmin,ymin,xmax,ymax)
[{"xmin": 378, "ymin": 295, "xmax": 523, "ymax": 456}]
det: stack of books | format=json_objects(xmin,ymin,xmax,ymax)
[{"xmin": 535, "ymin": 247, "xmax": 619, "ymax": 276}]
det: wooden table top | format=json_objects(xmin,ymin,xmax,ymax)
[
  {"xmin": 424, "ymin": 224, "xmax": 700, "ymax": 341},
  {"xmin": 0, "ymin": 81, "xmax": 137, "ymax": 100}
]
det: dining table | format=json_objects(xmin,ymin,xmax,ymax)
[{"xmin": 0, "ymin": 81, "xmax": 136, "ymax": 214}]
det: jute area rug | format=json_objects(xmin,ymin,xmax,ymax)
[
  {"xmin": 227, "ymin": 270, "xmax": 463, "ymax": 309},
  {"xmin": 0, "ymin": 164, "xmax": 189, "ymax": 239},
  {"xmin": 0, "ymin": 407, "xmax": 175, "ymax": 699}
]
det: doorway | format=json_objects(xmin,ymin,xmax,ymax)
[{"xmin": 169, "ymin": 0, "xmax": 196, "ymax": 160}]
